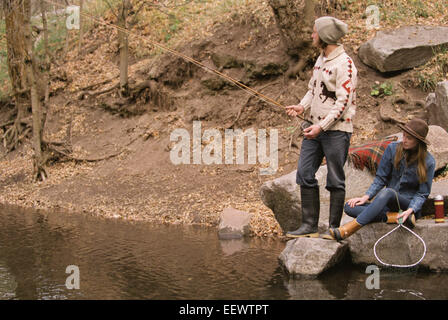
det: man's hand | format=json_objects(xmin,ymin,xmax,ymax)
[
  {"xmin": 303, "ymin": 124, "xmax": 322, "ymax": 139},
  {"xmin": 347, "ymin": 195, "xmax": 370, "ymax": 208},
  {"xmin": 285, "ymin": 104, "xmax": 304, "ymax": 117}
]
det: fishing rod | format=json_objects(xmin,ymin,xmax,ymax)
[{"xmin": 43, "ymin": 0, "xmax": 312, "ymax": 127}]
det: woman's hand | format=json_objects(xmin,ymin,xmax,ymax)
[
  {"xmin": 347, "ymin": 195, "xmax": 370, "ymax": 208},
  {"xmin": 397, "ymin": 208, "xmax": 414, "ymax": 223},
  {"xmin": 285, "ymin": 104, "xmax": 304, "ymax": 117}
]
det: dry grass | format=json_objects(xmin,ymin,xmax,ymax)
[
  {"xmin": 131, "ymin": 0, "xmax": 273, "ymax": 58},
  {"xmin": 411, "ymin": 47, "xmax": 448, "ymax": 92}
]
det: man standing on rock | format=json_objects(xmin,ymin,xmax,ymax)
[{"xmin": 285, "ymin": 16, "xmax": 358, "ymax": 239}]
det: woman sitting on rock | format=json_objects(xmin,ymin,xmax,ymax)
[{"xmin": 330, "ymin": 118, "xmax": 436, "ymax": 241}]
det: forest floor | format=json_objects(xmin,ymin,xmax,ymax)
[{"xmin": 0, "ymin": 2, "xmax": 447, "ymax": 237}]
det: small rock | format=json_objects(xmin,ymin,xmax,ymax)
[
  {"xmin": 217, "ymin": 207, "xmax": 251, "ymax": 240},
  {"xmin": 278, "ymin": 238, "xmax": 348, "ymax": 278}
]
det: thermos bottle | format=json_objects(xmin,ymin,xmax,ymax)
[{"xmin": 434, "ymin": 195, "xmax": 445, "ymax": 223}]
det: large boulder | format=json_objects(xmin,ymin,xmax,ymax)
[
  {"xmin": 260, "ymin": 163, "xmax": 374, "ymax": 233},
  {"xmin": 347, "ymin": 219, "xmax": 448, "ymax": 272},
  {"xmin": 427, "ymin": 126, "xmax": 448, "ymax": 171},
  {"xmin": 279, "ymin": 238, "xmax": 348, "ymax": 278},
  {"xmin": 426, "ymin": 82, "xmax": 448, "ymax": 132},
  {"xmin": 358, "ymin": 25, "xmax": 448, "ymax": 72},
  {"xmin": 259, "ymin": 170, "xmax": 302, "ymax": 233}
]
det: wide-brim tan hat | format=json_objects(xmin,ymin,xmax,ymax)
[{"xmin": 397, "ymin": 118, "xmax": 430, "ymax": 145}]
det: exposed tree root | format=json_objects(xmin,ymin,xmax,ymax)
[
  {"xmin": 2, "ymin": 118, "xmax": 32, "ymax": 152},
  {"xmin": 44, "ymin": 134, "xmax": 141, "ymax": 163}
]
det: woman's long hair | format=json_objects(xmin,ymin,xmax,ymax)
[{"xmin": 394, "ymin": 141, "xmax": 428, "ymax": 183}]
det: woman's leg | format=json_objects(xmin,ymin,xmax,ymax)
[
  {"xmin": 355, "ymin": 188, "xmax": 411, "ymax": 226},
  {"xmin": 344, "ymin": 202, "xmax": 388, "ymax": 222},
  {"xmin": 344, "ymin": 202, "xmax": 368, "ymax": 218}
]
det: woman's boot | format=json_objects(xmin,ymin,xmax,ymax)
[
  {"xmin": 329, "ymin": 219, "xmax": 362, "ymax": 241},
  {"xmin": 286, "ymin": 186, "xmax": 320, "ymax": 238},
  {"xmin": 386, "ymin": 211, "xmax": 416, "ymax": 228}
]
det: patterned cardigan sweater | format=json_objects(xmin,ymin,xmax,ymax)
[{"xmin": 300, "ymin": 45, "xmax": 358, "ymax": 133}]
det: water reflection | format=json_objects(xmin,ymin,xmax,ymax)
[
  {"xmin": 219, "ymin": 239, "xmax": 250, "ymax": 256},
  {"xmin": 0, "ymin": 204, "xmax": 448, "ymax": 300},
  {"xmin": 0, "ymin": 261, "xmax": 17, "ymax": 299}
]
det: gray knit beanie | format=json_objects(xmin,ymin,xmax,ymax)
[{"xmin": 315, "ymin": 16, "xmax": 348, "ymax": 45}]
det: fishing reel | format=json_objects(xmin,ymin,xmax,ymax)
[{"xmin": 300, "ymin": 119, "xmax": 313, "ymax": 131}]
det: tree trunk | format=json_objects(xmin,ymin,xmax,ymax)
[
  {"xmin": 3, "ymin": 0, "xmax": 30, "ymax": 151},
  {"xmin": 118, "ymin": 0, "xmax": 131, "ymax": 97},
  {"xmin": 23, "ymin": 0, "xmax": 47, "ymax": 181},
  {"xmin": 78, "ymin": 0, "xmax": 84, "ymax": 54},
  {"xmin": 40, "ymin": 0, "xmax": 50, "ymax": 103},
  {"xmin": 269, "ymin": 0, "xmax": 315, "ymax": 56},
  {"xmin": 268, "ymin": 0, "xmax": 318, "ymax": 79}
]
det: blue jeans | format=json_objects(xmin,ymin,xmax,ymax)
[
  {"xmin": 344, "ymin": 188, "xmax": 411, "ymax": 225},
  {"xmin": 297, "ymin": 130, "xmax": 351, "ymax": 192}
]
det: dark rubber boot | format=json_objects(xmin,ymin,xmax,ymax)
[
  {"xmin": 322, "ymin": 189, "xmax": 346, "ymax": 240},
  {"xmin": 286, "ymin": 186, "xmax": 320, "ymax": 238}
]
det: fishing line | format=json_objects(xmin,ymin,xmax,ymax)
[
  {"xmin": 42, "ymin": 0, "xmax": 310, "ymax": 122},
  {"xmin": 373, "ymin": 190, "xmax": 427, "ymax": 268}
]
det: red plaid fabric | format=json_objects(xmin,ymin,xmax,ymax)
[{"xmin": 347, "ymin": 136, "xmax": 398, "ymax": 174}]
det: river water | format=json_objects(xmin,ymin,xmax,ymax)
[{"xmin": 0, "ymin": 204, "xmax": 447, "ymax": 300}]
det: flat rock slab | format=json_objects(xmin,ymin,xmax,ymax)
[
  {"xmin": 347, "ymin": 219, "xmax": 448, "ymax": 272},
  {"xmin": 218, "ymin": 207, "xmax": 251, "ymax": 240},
  {"xmin": 358, "ymin": 25, "xmax": 448, "ymax": 72},
  {"xmin": 278, "ymin": 238, "xmax": 349, "ymax": 278}
]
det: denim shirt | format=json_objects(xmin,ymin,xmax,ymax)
[{"xmin": 365, "ymin": 142, "xmax": 436, "ymax": 214}]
